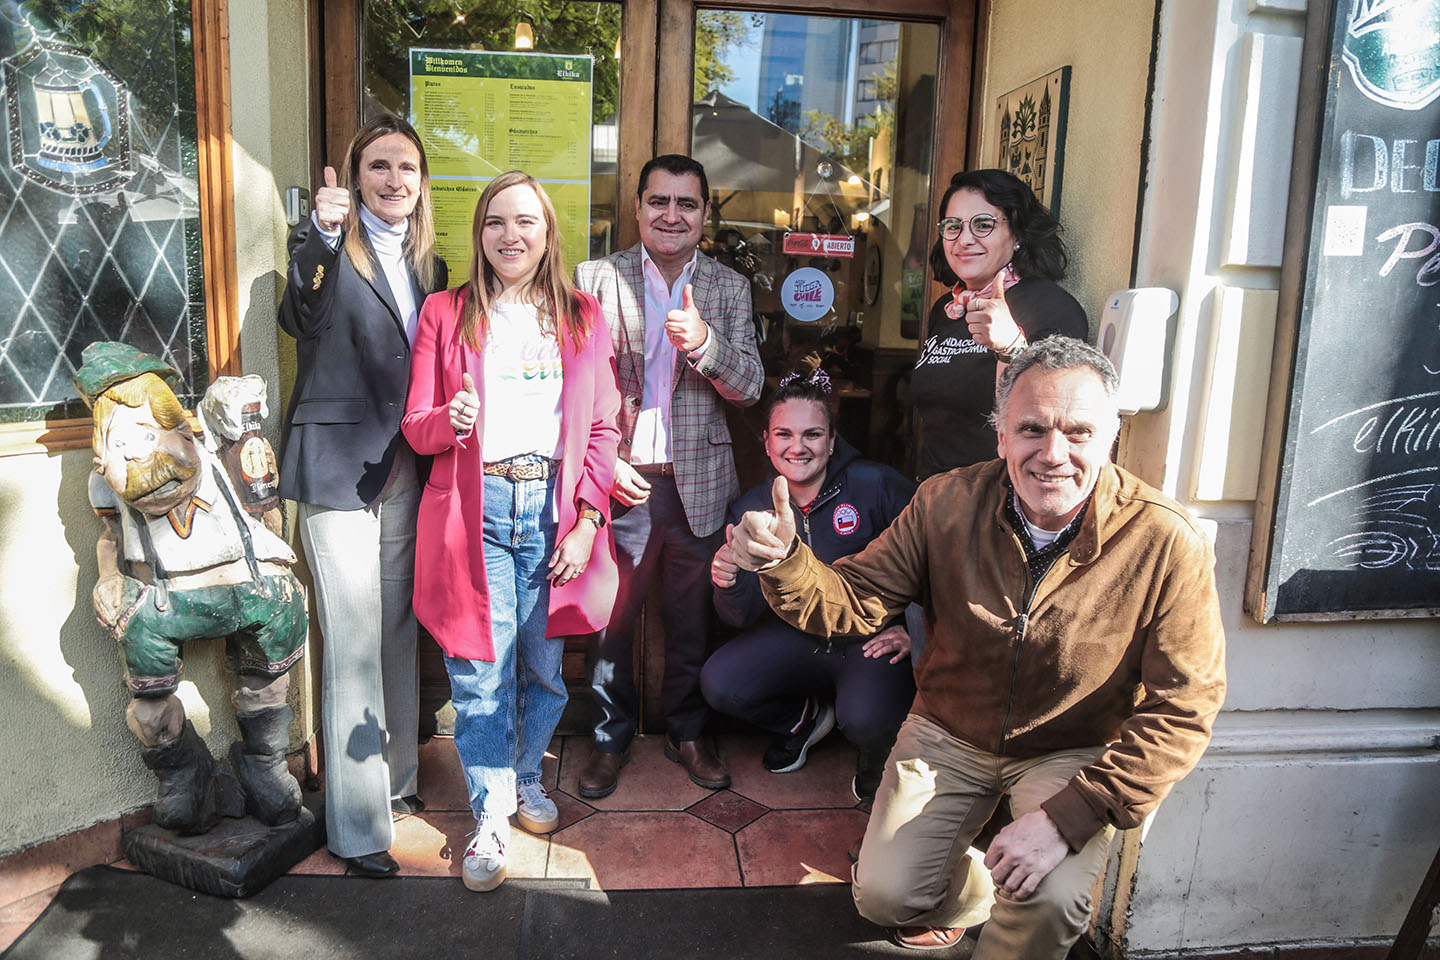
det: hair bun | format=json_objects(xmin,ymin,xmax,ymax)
[{"xmin": 778, "ymin": 368, "xmax": 833, "ymax": 394}]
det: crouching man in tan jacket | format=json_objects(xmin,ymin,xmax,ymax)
[{"xmin": 728, "ymin": 336, "xmax": 1226, "ymax": 957}]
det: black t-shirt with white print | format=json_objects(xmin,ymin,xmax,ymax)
[{"xmin": 911, "ymin": 277, "xmax": 1089, "ymax": 479}]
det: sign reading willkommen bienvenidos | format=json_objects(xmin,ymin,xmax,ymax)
[{"xmin": 1251, "ymin": 0, "xmax": 1440, "ymax": 620}]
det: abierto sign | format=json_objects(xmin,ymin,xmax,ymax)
[{"xmin": 782, "ymin": 232, "xmax": 855, "ymax": 258}]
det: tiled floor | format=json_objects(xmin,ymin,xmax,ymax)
[{"xmin": 0, "ymin": 732, "xmax": 869, "ymax": 952}]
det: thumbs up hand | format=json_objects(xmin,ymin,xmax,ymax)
[
  {"xmin": 664, "ymin": 283, "xmax": 708, "ymax": 352},
  {"xmin": 965, "ymin": 267, "xmax": 1024, "ymax": 355},
  {"xmin": 314, "ymin": 165, "xmax": 350, "ymax": 233},
  {"xmin": 449, "ymin": 372, "xmax": 479, "ymax": 435},
  {"xmin": 728, "ymin": 476, "xmax": 798, "ymax": 571}
]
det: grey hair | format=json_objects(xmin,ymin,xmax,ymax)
[{"xmin": 990, "ymin": 336, "xmax": 1121, "ymax": 426}]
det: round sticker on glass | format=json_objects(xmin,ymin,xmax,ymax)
[{"xmin": 781, "ymin": 267, "xmax": 834, "ymax": 322}]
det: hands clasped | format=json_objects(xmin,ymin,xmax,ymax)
[{"xmin": 726, "ymin": 476, "xmax": 798, "ymax": 572}]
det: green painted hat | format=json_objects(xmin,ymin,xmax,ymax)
[{"xmin": 72, "ymin": 342, "xmax": 180, "ymax": 409}]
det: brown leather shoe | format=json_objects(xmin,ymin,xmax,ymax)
[
  {"xmin": 892, "ymin": 926, "xmax": 964, "ymax": 950},
  {"xmin": 663, "ymin": 735, "xmax": 730, "ymax": 789},
  {"xmin": 577, "ymin": 749, "xmax": 628, "ymax": 799}
]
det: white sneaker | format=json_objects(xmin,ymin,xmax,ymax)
[
  {"xmin": 462, "ymin": 820, "xmax": 507, "ymax": 892},
  {"xmin": 516, "ymin": 781, "xmax": 559, "ymax": 834}
]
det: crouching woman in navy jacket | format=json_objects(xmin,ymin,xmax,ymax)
[{"xmin": 701, "ymin": 371, "xmax": 917, "ymax": 802}]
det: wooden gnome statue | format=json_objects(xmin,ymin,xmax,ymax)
[{"xmin": 75, "ymin": 342, "xmax": 307, "ymax": 835}]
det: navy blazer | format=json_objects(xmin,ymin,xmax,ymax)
[{"xmin": 278, "ymin": 218, "xmax": 448, "ymax": 509}]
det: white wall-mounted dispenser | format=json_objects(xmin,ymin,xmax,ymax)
[{"xmin": 1097, "ymin": 288, "xmax": 1179, "ymax": 415}]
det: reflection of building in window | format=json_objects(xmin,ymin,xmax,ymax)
[
  {"xmin": 852, "ymin": 21, "xmax": 899, "ymax": 119},
  {"xmin": 859, "ymin": 40, "xmax": 897, "ymax": 65},
  {"xmin": 758, "ymin": 14, "xmax": 852, "ymax": 135}
]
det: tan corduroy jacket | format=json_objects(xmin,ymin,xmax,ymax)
[{"xmin": 758, "ymin": 459, "xmax": 1227, "ymax": 850}]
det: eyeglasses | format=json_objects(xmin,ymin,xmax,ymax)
[{"xmin": 937, "ymin": 214, "xmax": 1006, "ymax": 240}]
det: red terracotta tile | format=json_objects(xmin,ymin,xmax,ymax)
[
  {"xmin": 688, "ymin": 790, "xmax": 768, "ymax": 834},
  {"xmin": 546, "ymin": 790, "xmax": 595, "ymax": 833},
  {"xmin": 416, "ymin": 737, "xmax": 469, "ymax": 813},
  {"xmin": 391, "ymin": 811, "xmax": 469, "ymax": 878},
  {"xmin": 0, "ymin": 922, "xmax": 30, "ymax": 953},
  {"xmin": 0, "ymin": 817, "xmax": 123, "ymax": 906},
  {"xmin": 0, "ymin": 884, "xmax": 60, "ymax": 924},
  {"xmin": 548, "ymin": 812, "xmax": 740, "ymax": 889},
  {"xmin": 555, "ymin": 735, "xmax": 713, "ymax": 811},
  {"xmin": 721, "ymin": 734, "xmax": 861, "ymax": 810},
  {"xmin": 736, "ymin": 808, "xmax": 870, "ymax": 887},
  {"xmin": 287, "ymin": 847, "xmax": 347, "ymax": 875}
]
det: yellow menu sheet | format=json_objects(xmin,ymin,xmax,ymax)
[{"xmin": 410, "ymin": 49, "xmax": 593, "ymax": 279}]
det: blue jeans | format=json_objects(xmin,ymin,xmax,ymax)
[{"xmin": 445, "ymin": 465, "xmax": 562, "ymax": 822}]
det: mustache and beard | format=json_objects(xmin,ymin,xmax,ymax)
[{"xmin": 123, "ymin": 449, "xmax": 199, "ymax": 505}]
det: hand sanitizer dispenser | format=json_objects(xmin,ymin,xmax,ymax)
[{"xmin": 1097, "ymin": 288, "xmax": 1178, "ymax": 415}]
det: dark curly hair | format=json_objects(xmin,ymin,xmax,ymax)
[{"xmin": 928, "ymin": 169, "xmax": 1069, "ymax": 288}]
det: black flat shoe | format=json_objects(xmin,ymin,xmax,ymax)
[
  {"xmin": 390, "ymin": 794, "xmax": 425, "ymax": 815},
  {"xmin": 344, "ymin": 850, "xmax": 400, "ymax": 878}
]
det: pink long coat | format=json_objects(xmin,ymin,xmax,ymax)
[{"xmin": 402, "ymin": 287, "xmax": 621, "ymax": 661}]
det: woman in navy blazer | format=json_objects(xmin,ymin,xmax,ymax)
[{"xmin": 278, "ymin": 113, "xmax": 447, "ymax": 877}]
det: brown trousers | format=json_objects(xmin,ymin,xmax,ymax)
[{"xmin": 852, "ymin": 714, "xmax": 1115, "ymax": 959}]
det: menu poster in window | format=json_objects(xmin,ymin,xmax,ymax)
[
  {"xmin": 1248, "ymin": 0, "xmax": 1440, "ymax": 620},
  {"xmin": 409, "ymin": 49, "xmax": 592, "ymax": 277}
]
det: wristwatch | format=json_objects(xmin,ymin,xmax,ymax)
[{"xmin": 579, "ymin": 505, "xmax": 605, "ymax": 528}]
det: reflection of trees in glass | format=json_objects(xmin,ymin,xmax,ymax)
[
  {"xmin": 694, "ymin": 11, "xmax": 760, "ymax": 101},
  {"xmin": 367, "ymin": 1, "xmax": 620, "ymax": 121},
  {"xmin": 802, "ymin": 61, "xmax": 895, "ymax": 173}
]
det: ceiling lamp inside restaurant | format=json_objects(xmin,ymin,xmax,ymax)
[{"xmin": 515, "ymin": 21, "xmax": 535, "ymax": 50}]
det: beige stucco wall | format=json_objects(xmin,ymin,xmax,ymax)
[
  {"xmin": 0, "ymin": 0, "xmax": 310, "ymax": 858},
  {"xmin": 975, "ymin": 0, "xmax": 1155, "ymax": 328}
]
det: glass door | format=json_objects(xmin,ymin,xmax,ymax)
[{"xmin": 689, "ymin": 10, "xmax": 941, "ymax": 479}]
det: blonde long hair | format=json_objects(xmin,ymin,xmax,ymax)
[
  {"xmin": 339, "ymin": 114, "xmax": 439, "ymax": 291},
  {"xmin": 459, "ymin": 171, "xmax": 588, "ymax": 352}
]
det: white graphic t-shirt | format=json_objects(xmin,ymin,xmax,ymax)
[{"xmin": 482, "ymin": 301, "xmax": 564, "ymax": 462}]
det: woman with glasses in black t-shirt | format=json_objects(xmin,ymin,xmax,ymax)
[{"xmin": 910, "ymin": 169, "xmax": 1089, "ymax": 479}]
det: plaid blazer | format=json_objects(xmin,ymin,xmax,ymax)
[{"xmin": 575, "ymin": 244, "xmax": 762, "ymax": 537}]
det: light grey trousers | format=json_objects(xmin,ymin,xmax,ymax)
[{"xmin": 298, "ymin": 459, "xmax": 421, "ymax": 859}]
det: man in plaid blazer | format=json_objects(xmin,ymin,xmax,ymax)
[{"xmin": 574, "ymin": 155, "xmax": 763, "ymax": 797}]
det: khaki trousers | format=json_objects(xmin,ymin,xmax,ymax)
[{"xmin": 852, "ymin": 714, "xmax": 1114, "ymax": 960}]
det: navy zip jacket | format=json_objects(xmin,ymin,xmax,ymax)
[{"xmin": 715, "ymin": 435, "xmax": 915, "ymax": 631}]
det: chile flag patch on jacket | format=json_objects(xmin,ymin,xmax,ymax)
[{"xmin": 833, "ymin": 503, "xmax": 859, "ymax": 535}]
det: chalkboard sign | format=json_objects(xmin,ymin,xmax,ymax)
[{"xmin": 1248, "ymin": 0, "xmax": 1440, "ymax": 621}]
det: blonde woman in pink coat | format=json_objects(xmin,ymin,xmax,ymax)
[{"xmin": 403, "ymin": 171, "xmax": 620, "ymax": 893}]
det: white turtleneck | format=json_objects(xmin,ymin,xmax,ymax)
[{"xmin": 311, "ymin": 205, "xmax": 420, "ymax": 344}]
